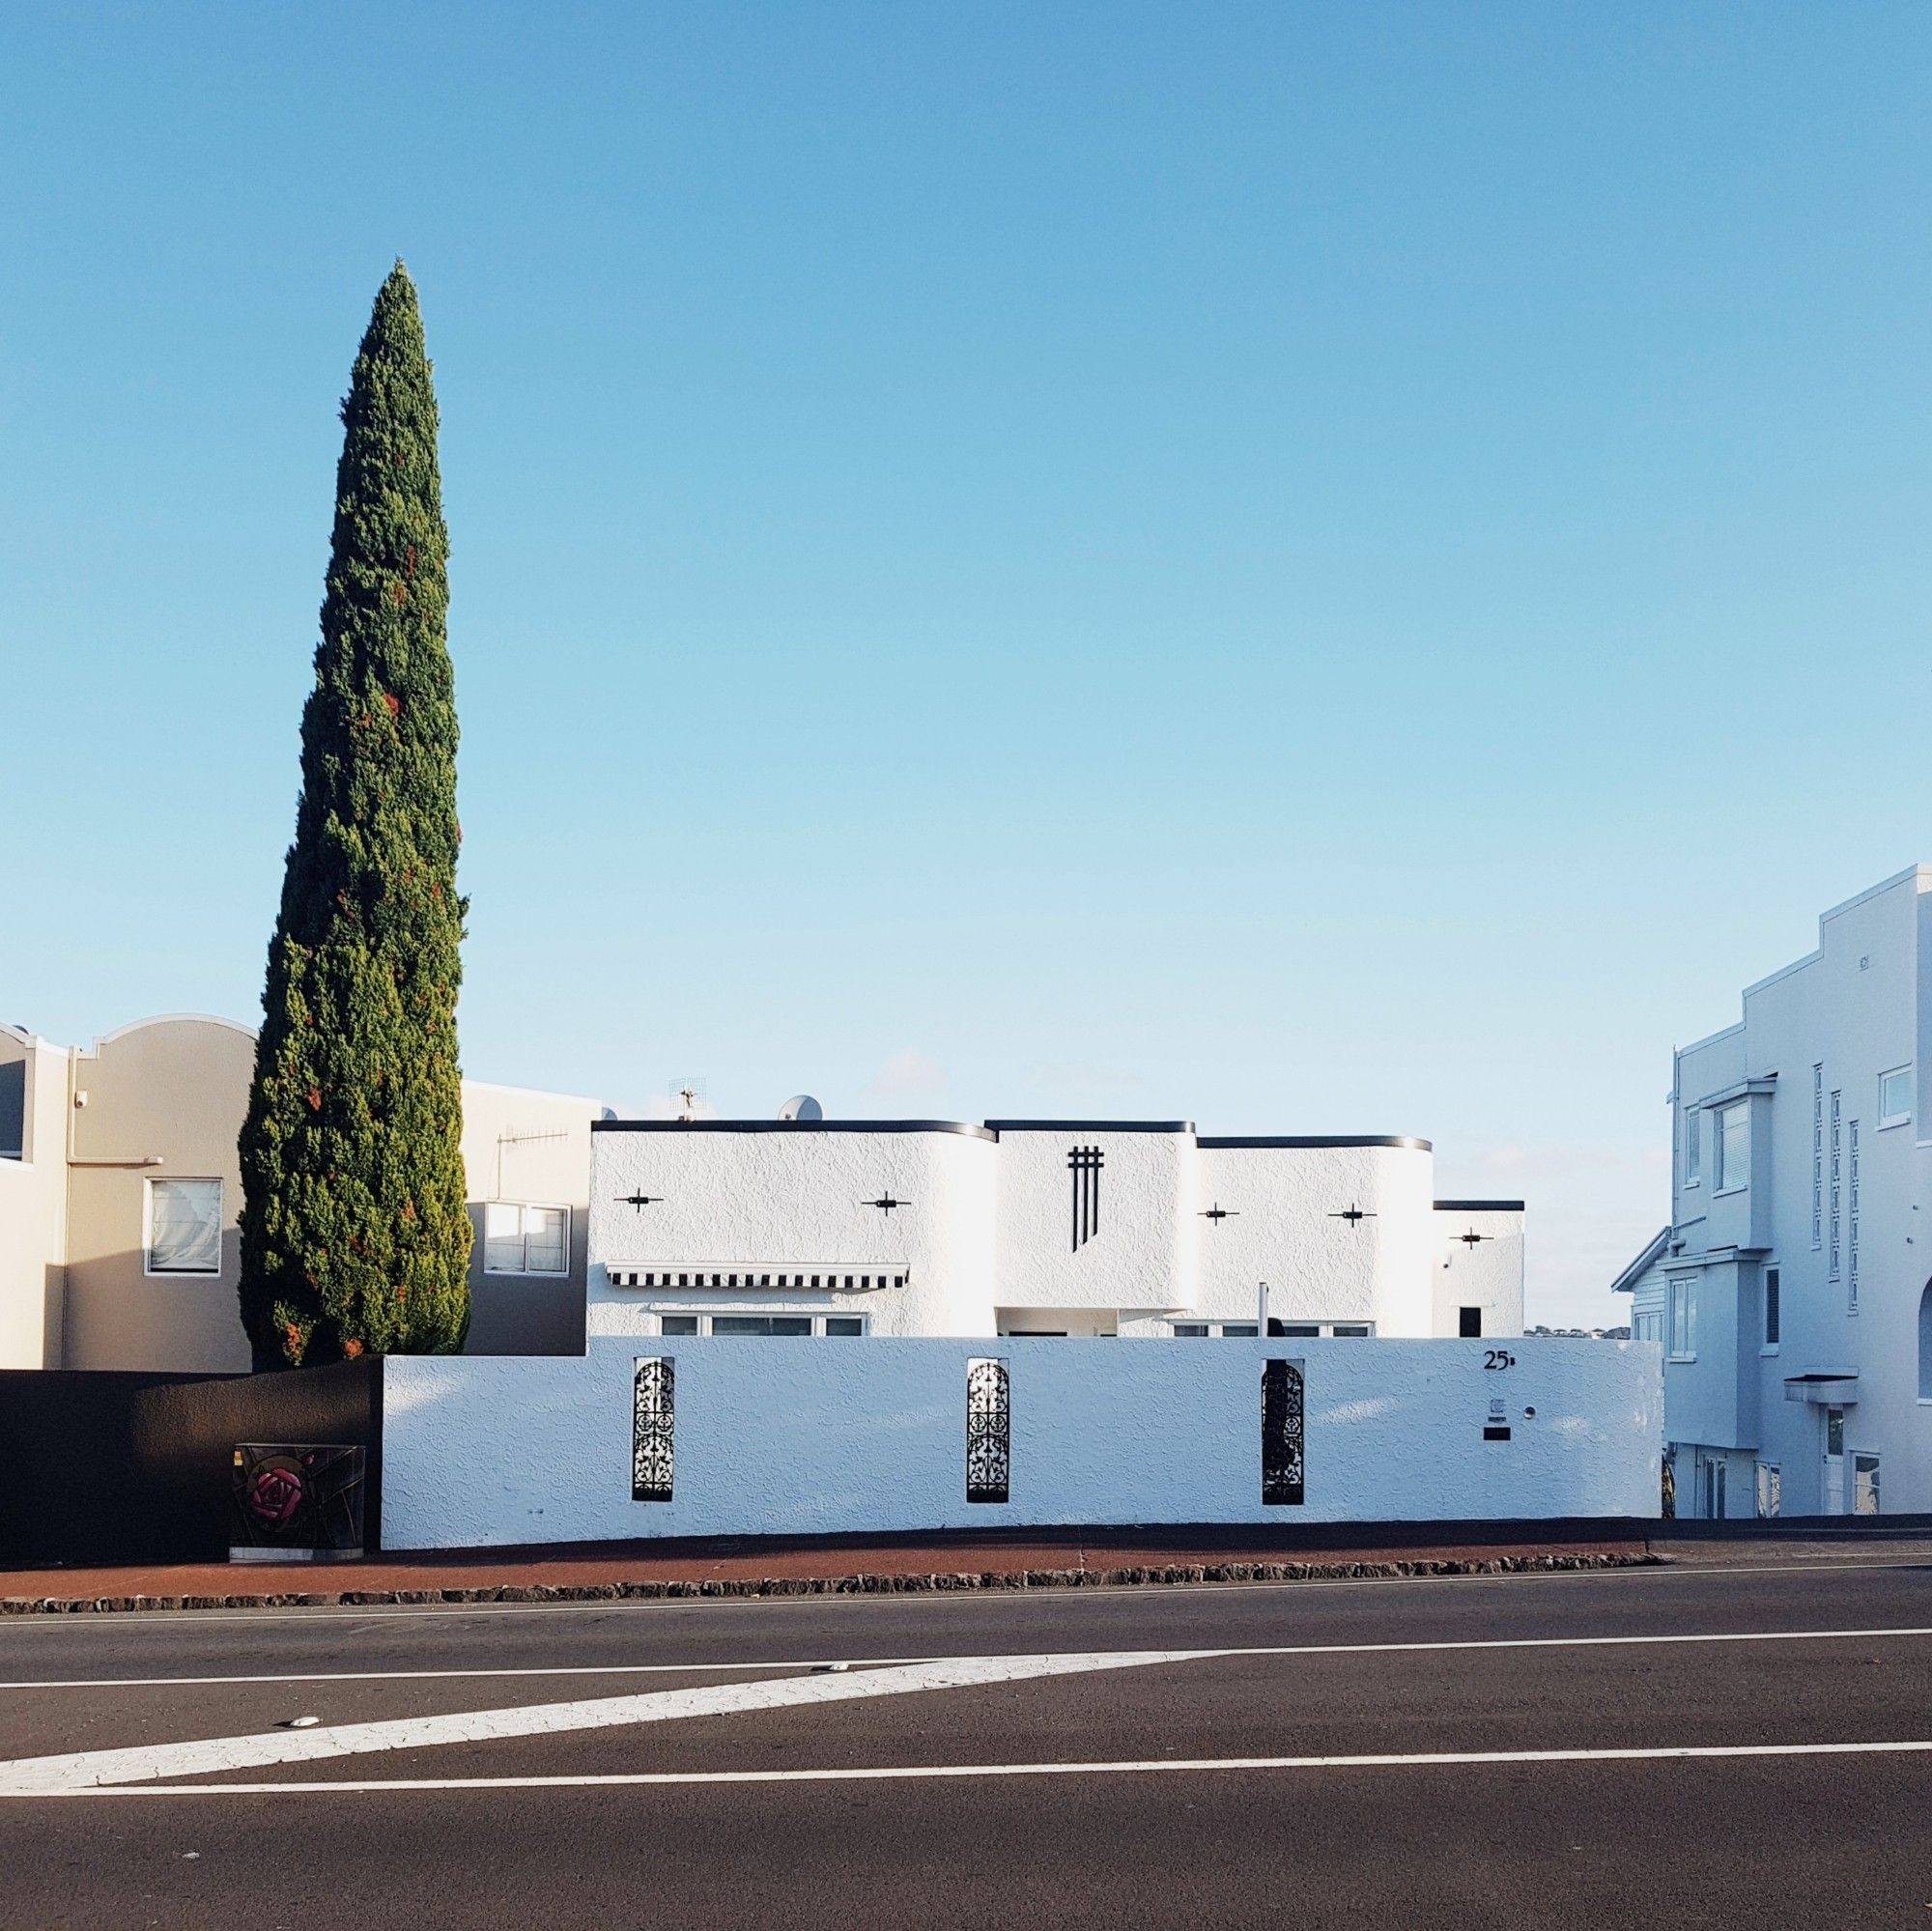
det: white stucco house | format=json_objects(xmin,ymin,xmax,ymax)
[
  {"xmin": 1613, "ymin": 865, "xmax": 1932, "ymax": 1519},
  {"xmin": 587, "ymin": 1118, "xmax": 1524, "ymax": 1342}
]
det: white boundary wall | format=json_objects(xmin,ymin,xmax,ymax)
[{"xmin": 383, "ymin": 1339, "xmax": 1662, "ymax": 1549}]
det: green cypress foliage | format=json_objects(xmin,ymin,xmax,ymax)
[{"xmin": 238, "ymin": 262, "xmax": 471, "ymax": 1370}]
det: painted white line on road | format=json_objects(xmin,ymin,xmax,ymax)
[
  {"xmin": 8, "ymin": 1622, "xmax": 1932, "ymax": 1692},
  {"xmin": 0, "ymin": 1647, "xmax": 1208, "ymax": 1794},
  {"xmin": 10, "ymin": 1736, "xmax": 1932, "ymax": 1798}
]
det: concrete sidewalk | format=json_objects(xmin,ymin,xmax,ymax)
[{"xmin": 0, "ymin": 1521, "xmax": 1657, "ymax": 1613}]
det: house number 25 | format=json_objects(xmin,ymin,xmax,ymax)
[{"xmin": 1483, "ymin": 1349, "xmax": 1516, "ymax": 1370}]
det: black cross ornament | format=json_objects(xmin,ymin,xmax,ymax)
[
  {"xmin": 864, "ymin": 1193, "xmax": 911, "ymax": 1216},
  {"xmin": 618, "ymin": 1191, "xmax": 664, "ymax": 1211},
  {"xmin": 1330, "ymin": 1205, "xmax": 1376, "ymax": 1226},
  {"xmin": 1199, "ymin": 1203, "xmax": 1239, "ymax": 1224},
  {"xmin": 1455, "ymin": 1227, "xmax": 1492, "ymax": 1248}
]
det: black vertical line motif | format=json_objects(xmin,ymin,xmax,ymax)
[{"xmin": 1067, "ymin": 1145, "xmax": 1105, "ymax": 1252}]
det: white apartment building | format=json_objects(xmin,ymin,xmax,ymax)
[
  {"xmin": 1613, "ymin": 866, "xmax": 1932, "ymax": 1518},
  {"xmin": 588, "ymin": 1118, "xmax": 1524, "ymax": 1341}
]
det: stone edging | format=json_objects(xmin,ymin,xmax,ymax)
[{"xmin": 0, "ymin": 1548, "xmax": 1659, "ymax": 1615}]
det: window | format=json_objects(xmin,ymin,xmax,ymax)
[
  {"xmin": 1683, "ymin": 1108, "xmax": 1700, "ymax": 1186},
  {"xmin": 1755, "ymin": 1462, "xmax": 1780, "ymax": 1519},
  {"xmin": 0, "ymin": 1060, "xmax": 23, "ymax": 1160},
  {"xmin": 1848, "ymin": 1120, "xmax": 1861, "ymax": 1312},
  {"xmin": 1459, "ymin": 1307, "xmax": 1483, "ymax": 1338},
  {"xmin": 1634, "ymin": 1310, "xmax": 1663, "ymax": 1345},
  {"xmin": 1331, "ymin": 1323, "xmax": 1371, "ymax": 1338},
  {"xmin": 1173, "ymin": 1322, "xmax": 1209, "ymax": 1338},
  {"xmin": 1829, "ymin": 1091, "xmax": 1842, "ymax": 1281},
  {"xmin": 1881, "ymin": 1066, "xmax": 1913, "ymax": 1129},
  {"xmin": 1172, "ymin": 1320, "xmax": 1258, "ymax": 1338},
  {"xmin": 146, "ymin": 1178, "xmax": 222, "ymax": 1274},
  {"xmin": 483, "ymin": 1203, "xmax": 569, "ymax": 1275},
  {"xmin": 1715, "ymin": 1102, "xmax": 1748, "ymax": 1191},
  {"xmin": 1763, "ymin": 1267, "xmax": 1780, "ymax": 1349},
  {"xmin": 1668, "ymin": 1278, "xmax": 1695, "ymax": 1358},
  {"xmin": 1220, "ymin": 1322, "xmax": 1259, "ymax": 1338},
  {"xmin": 1808, "ymin": 1073, "xmax": 1824, "ymax": 1251},
  {"xmin": 655, "ymin": 1311, "xmax": 868, "ymax": 1338}
]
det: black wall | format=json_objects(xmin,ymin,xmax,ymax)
[{"xmin": 0, "ymin": 1359, "xmax": 383, "ymax": 1567}]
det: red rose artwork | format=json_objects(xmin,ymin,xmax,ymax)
[{"xmin": 244, "ymin": 1461, "xmax": 304, "ymax": 1531}]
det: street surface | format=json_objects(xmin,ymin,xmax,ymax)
[{"xmin": 3, "ymin": 1537, "xmax": 1930, "ymax": 1926}]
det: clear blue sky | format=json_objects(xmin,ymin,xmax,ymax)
[{"xmin": 3, "ymin": 4, "xmax": 1927, "ymax": 1324}]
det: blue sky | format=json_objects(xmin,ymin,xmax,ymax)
[{"xmin": 3, "ymin": 4, "xmax": 1927, "ymax": 1322}]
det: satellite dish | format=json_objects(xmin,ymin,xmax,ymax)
[{"xmin": 780, "ymin": 1094, "xmax": 824, "ymax": 1122}]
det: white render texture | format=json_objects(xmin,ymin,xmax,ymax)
[
  {"xmin": 586, "ymin": 1122, "xmax": 1520, "ymax": 1341},
  {"xmin": 382, "ymin": 1336, "xmax": 1662, "ymax": 1548}
]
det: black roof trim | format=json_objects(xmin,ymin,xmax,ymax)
[
  {"xmin": 1434, "ymin": 1199, "xmax": 1525, "ymax": 1212},
  {"xmin": 982, "ymin": 1120, "xmax": 1195, "ymax": 1134},
  {"xmin": 1198, "ymin": 1135, "xmax": 1433, "ymax": 1151},
  {"xmin": 591, "ymin": 1119, "xmax": 998, "ymax": 1142}
]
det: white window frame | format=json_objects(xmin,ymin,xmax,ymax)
[
  {"xmin": 654, "ymin": 1310, "xmax": 869, "ymax": 1337},
  {"xmin": 1879, "ymin": 1065, "xmax": 1913, "ymax": 1130},
  {"xmin": 482, "ymin": 1201, "xmax": 572, "ymax": 1276},
  {"xmin": 1682, "ymin": 1107, "xmax": 1700, "ymax": 1188},
  {"xmin": 143, "ymin": 1177, "xmax": 223, "ymax": 1277},
  {"xmin": 1714, "ymin": 1101, "xmax": 1748, "ymax": 1195},
  {"xmin": 1668, "ymin": 1277, "xmax": 1696, "ymax": 1360}
]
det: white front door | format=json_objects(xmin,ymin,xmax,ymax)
[
  {"xmin": 1853, "ymin": 1452, "xmax": 1881, "ymax": 1516},
  {"xmin": 1823, "ymin": 1408, "xmax": 1846, "ymax": 1515}
]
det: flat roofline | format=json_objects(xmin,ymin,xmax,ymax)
[
  {"xmin": 592, "ymin": 1119, "xmax": 999, "ymax": 1142},
  {"xmin": 1200, "ymin": 1135, "xmax": 1432, "ymax": 1151},
  {"xmin": 983, "ymin": 1120, "xmax": 1196, "ymax": 1134},
  {"xmin": 1434, "ymin": 1199, "xmax": 1524, "ymax": 1212}
]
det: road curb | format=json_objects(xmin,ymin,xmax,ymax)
[{"xmin": 0, "ymin": 1548, "xmax": 1660, "ymax": 1615}]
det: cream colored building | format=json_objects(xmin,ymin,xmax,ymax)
[{"xmin": 0, "ymin": 1015, "xmax": 605, "ymax": 1371}]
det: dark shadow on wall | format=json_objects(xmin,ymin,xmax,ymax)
[{"xmin": 0, "ymin": 1358, "xmax": 383, "ymax": 1567}]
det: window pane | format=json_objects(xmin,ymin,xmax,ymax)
[
  {"xmin": 661, "ymin": 1315, "xmax": 699, "ymax": 1336},
  {"xmin": 1719, "ymin": 1104, "xmax": 1748, "ymax": 1187},
  {"xmin": 1331, "ymin": 1323, "xmax": 1370, "ymax": 1338},
  {"xmin": 1684, "ymin": 1111, "xmax": 1700, "ymax": 1180},
  {"xmin": 483, "ymin": 1202, "xmax": 525, "ymax": 1273},
  {"xmin": 770, "ymin": 1317, "xmax": 811, "ymax": 1336},
  {"xmin": 824, "ymin": 1317, "xmax": 863, "ymax": 1336},
  {"xmin": 150, "ymin": 1178, "xmax": 221, "ymax": 1273},
  {"xmin": 1220, "ymin": 1322, "xmax": 1258, "ymax": 1338},
  {"xmin": 1883, "ymin": 1069, "xmax": 1912, "ymax": 1121},
  {"xmin": 712, "ymin": 1317, "xmax": 769, "ymax": 1336},
  {"xmin": 1765, "ymin": 1269, "xmax": 1780, "ymax": 1347},
  {"xmin": 1173, "ymin": 1322, "xmax": 1208, "ymax": 1337},
  {"xmin": 524, "ymin": 1207, "xmax": 567, "ymax": 1274},
  {"xmin": 1280, "ymin": 1323, "xmax": 1321, "ymax": 1337}
]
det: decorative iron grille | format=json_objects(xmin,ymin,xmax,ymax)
[
  {"xmin": 1261, "ymin": 1358, "xmax": 1304, "ymax": 1506},
  {"xmin": 632, "ymin": 1356, "xmax": 674, "ymax": 1503},
  {"xmin": 966, "ymin": 1357, "xmax": 1010, "ymax": 1504}
]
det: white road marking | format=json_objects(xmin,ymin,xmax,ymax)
[
  {"xmin": 6, "ymin": 1622, "xmax": 1931, "ymax": 1691},
  {"xmin": 10, "ymin": 1736, "xmax": 1932, "ymax": 1798},
  {"xmin": 0, "ymin": 1648, "xmax": 1208, "ymax": 1794}
]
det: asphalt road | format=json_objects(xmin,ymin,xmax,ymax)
[{"xmin": 3, "ymin": 1541, "xmax": 1932, "ymax": 1927}]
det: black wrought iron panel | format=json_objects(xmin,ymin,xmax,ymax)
[
  {"xmin": 966, "ymin": 1357, "xmax": 1010, "ymax": 1504},
  {"xmin": 632, "ymin": 1356, "xmax": 674, "ymax": 1503},
  {"xmin": 1262, "ymin": 1358, "xmax": 1304, "ymax": 1506}
]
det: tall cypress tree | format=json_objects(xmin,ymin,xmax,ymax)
[{"xmin": 238, "ymin": 262, "xmax": 471, "ymax": 1370}]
